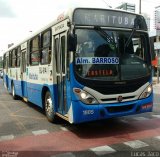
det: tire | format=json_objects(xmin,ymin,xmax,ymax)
[
  {"xmin": 12, "ymin": 83, "xmax": 17, "ymax": 100},
  {"xmin": 44, "ymin": 91, "xmax": 57, "ymax": 123}
]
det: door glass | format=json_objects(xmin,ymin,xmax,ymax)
[
  {"xmin": 55, "ymin": 37, "xmax": 61, "ymax": 109},
  {"xmin": 61, "ymin": 36, "xmax": 65, "ymax": 73},
  {"xmin": 60, "ymin": 35, "xmax": 67, "ymax": 112},
  {"xmin": 55, "ymin": 38, "xmax": 60, "ymax": 73},
  {"xmin": 22, "ymin": 52, "xmax": 26, "ymax": 73}
]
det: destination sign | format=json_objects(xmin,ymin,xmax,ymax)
[
  {"xmin": 75, "ymin": 57, "xmax": 119, "ymax": 65},
  {"xmin": 73, "ymin": 8, "xmax": 147, "ymax": 30}
]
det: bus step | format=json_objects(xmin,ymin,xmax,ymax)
[{"xmin": 23, "ymin": 97, "xmax": 28, "ymax": 102}]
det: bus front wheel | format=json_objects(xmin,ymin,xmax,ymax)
[{"xmin": 44, "ymin": 91, "xmax": 56, "ymax": 123}]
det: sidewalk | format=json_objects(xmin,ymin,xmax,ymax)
[
  {"xmin": 153, "ymin": 77, "xmax": 160, "ymax": 92},
  {"xmin": 152, "ymin": 77, "xmax": 160, "ymax": 85},
  {"xmin": 152, "ymin": 77, "xmax": 160, "ymax": 111}
]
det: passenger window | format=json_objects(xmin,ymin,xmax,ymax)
[
  {"xmin": 17, "ymin": 47, "xmax": 21, "ymax": 67},
  {"xmin": 12, "ymin": 49, "xmax": 17, "ymax": 68},
  {"xmin": 9, "ymin": 51, "xmax": 12, "ymax": 68},
  {"xmin": 41, "ymin": 30, "xmax": 51, "ymax": 64},
  {"xmin": 30, "ymin": 36, "xmax": 40, "ymax": 65},
  {"xmin": 3, "ymin": 54, "xmax": 6, "ymax": 69}
]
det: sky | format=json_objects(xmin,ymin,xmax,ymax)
[{"xmin": 0, "ymin": 0, "xmax": 160, "ymax": 56}]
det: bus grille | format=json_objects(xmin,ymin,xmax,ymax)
[
  {"xmin": 106, "ymin": 104, "xmax": 134, "ymax": 113},
  {"xmin": 101, "ymin": 96, "xmax": 135, "ymax": 102}
]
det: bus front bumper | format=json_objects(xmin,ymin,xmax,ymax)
[{"xmin": 70, "ymin": 95, "xmax": 153, "ymax": 124}]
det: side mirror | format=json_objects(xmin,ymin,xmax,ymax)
[
  {"xmin": 134, "ymin": 15, "xmax": 147, "ymax": 30},
  {"xmin": 68, "ymin": 34, "xmax": 77, "ymax": 52}
]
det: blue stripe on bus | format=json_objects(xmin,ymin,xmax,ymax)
[
  {"xmin": 3, "ymin": 64, "xmax": 153, "ymax": 124},
  {"xmin": 6, "ymin": 77, "xmax": 56, "ymax": 109}
]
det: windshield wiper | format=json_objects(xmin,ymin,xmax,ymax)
[
  {"xmin": 124, "ymin": 16, "xmax": 141, "ymax": 49},
  {"xmin": 124, "ymin": 28, "xmax": 136, "ymax": 48},
  {"xmin": 94, "ymin": 26, "xmax": 115, "ymax": 45}
]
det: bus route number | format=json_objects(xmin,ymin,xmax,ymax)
[{"xmin": 83, "ymin": 110, "xmax": 94, "ymax": 115}]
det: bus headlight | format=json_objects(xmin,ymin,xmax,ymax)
[
  {"xmin": 139, "ymin": 84, "xmax": 152, "ymax": 99},
  {"xmin": 73, "ymin": 88, "xmax": 98, "ymax": 104}
]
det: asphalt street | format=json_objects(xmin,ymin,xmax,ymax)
[{"xmin": 0, "ymin": 78, "xmax": 160, "ymax": 157}]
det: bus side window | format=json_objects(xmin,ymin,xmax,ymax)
[
  {"xmin": 3, "ymin": 54, "xmax": 6, "ymax": 69},
  {"xmin": 12, "ymin": 49, "xmax": 17, "ymax": 68},
  {"xmin": 41, "ymin": 30, "xmax": 51, "ymax": 64},
  {"xmin": 17, "ymin": 47, "xmax": 21, "ymax": 67},
  {"xmin": 9, "ymin": 51, "xmax": 12, "ymax": 68},
  {"xmin": 30, "ymin": 36, "xmax": 40, "ymax": 66},
  {"xmin": 135, "ymin": 47, "xmax": 141, "ymax": 56}
]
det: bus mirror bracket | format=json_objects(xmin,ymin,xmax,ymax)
[{"xmin": 68, "ymin": 33, "xmax": 77, "ymax": 52}]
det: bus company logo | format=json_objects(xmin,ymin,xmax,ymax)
[
  {"xmin": 29, "ymin": 73, "xmax": 38, "ymax": 80},
  {"xmin": 117, "ymin": 96, "xmax": 123, "ymax": 102}
]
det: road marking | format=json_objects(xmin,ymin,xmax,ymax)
[
  {"xmin": 120, "ymin": 119, "xmax": 129, "ymax": 123},
  {"xmin": 1, "ymin": 103, "xmax": 27, "ymax": 131},
  {"xmin": 154, "ymin": 136, "xmax": 160, "ymax": 140},
  {"xmin": 0, "ymin": 135, "xmax": 14, "ymax": 142},
  {"xmin": 90, "ymin": 145, "xmax": 116, "ymax": 156},
  {"xmin": 132, "ymin": 117, "xmax": 149, "ymax": 121},
  {"xmin": 60, "ymin": 127, "xmax": 69, "ymax": 131},
  {"xmin": 11, "ymin": 106, "xmax": 28, "ymax": 114},
  {"xmin": 124, "ymin": 140, "xmax": 149, "ymax": 149},
  {"xmin": 10, "ymin": 114, "xmax": 46, "ymax": 120},
  {"xmin": 51, "ymin": 152, "xmax": 75, "ymax": 157},
  {"xmin": 152, "ymin": 115, "xmax": 160, "ymax": 118},
  {"xmin": 32, "ymin": 130, "xmax": 49, "ymax": 135}
]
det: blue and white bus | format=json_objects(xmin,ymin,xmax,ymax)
[{"xmin": 3, "ymin": 8, "xmax": 153, "ymax": 123}]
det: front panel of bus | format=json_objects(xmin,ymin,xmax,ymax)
[{"xmin": 68, "ymin": 8, "xmax": 153, "ymax": 123}]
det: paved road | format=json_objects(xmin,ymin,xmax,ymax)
[{"xmin": 0, "ymin": 78, "xmax": 160, "ymax": 157}]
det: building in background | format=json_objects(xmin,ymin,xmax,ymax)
[
  {"xmin": 155, "ymin": 6, "xmax": 160, "ymax": 35},
  {"xmin": 116, "ymin": 3, "xmax": 135, "ymax": 13},
  {"xmin": 116, "ymin": 2, "xmax": 150, "ymax": 31},
  {"xmin": 154, "ymin": 5, "xmax": 160, "ymax": 51},
  {"xmin": 149, "ymin": 5, "xmax": 160, "ymax": 76},
  {"xmin": 142, "ymin": 13, "xmax": 150, "ymax": 31}
]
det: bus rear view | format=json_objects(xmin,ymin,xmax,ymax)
[{"xmin": 70, "ymin": 8, "xmax": 153, "ymax": 123}]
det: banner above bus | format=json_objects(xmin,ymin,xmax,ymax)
[{"xmin": 73, "ymin": 8, "xmax": 147, "ymax": 30}]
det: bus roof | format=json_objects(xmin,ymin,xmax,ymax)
[{"xmin": 4, "ymin": 7, "xmax": 147, "ymax": 54}]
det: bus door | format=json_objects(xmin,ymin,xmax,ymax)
[
  {"xmin": 6, "ymin": 55, "xmax": 9, "ymax": 89},
  {"xmin": 20, "ymin": 50, "xmax": 27, "ymax": 98},
  {"xmin": 54, "ymin": 32, "xmax": 68, "ymax": 115}
]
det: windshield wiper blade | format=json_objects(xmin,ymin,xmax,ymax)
[
  {"xmin": 124, "ymin": 16, "xmax": 142, "ymax": 49},
  {"xmin": 124, "ymin": 28, "xmax": 136, "ymax": 48},
  {"xmin": 94, "ymin": 26, "xmax": 115, "ymax": 44}
]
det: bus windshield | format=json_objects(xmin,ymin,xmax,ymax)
[{"xmin": 74, "ymin": 29, "xmax": 151, "ymax": 81}]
